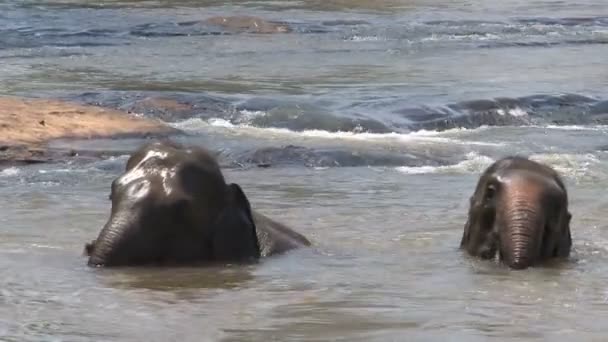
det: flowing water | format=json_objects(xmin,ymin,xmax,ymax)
[{"xmin": 2, "ymin": 0, "xmax": 608, "ymax": 340}]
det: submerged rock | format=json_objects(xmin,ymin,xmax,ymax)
[
  {"xmin": 70, "ymin": 92, "xmax": 234, "ymax": 122},
  {"xmin": 126, "ymin": 97, "xmax": 196, "ymax": 122},
  {"xmin": 203, "ymin": 16, "xmax": 291, "ymax": 34},
  {"xmin": 234, "ymin": 145, "xmax": 447, "ymax": 168}
]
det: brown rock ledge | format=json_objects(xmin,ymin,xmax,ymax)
[{"xmin": 0, "ymin": 96, "xmax": 178, "ymax": 165}]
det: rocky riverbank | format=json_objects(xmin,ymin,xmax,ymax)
[{"xmin": 0, "ymin": 96, "xmax": 177, "ymax": 165}]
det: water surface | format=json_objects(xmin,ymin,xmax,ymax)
[{"xmin": 1, "ymin": 0, "xmax": 608, "ymax": 340}]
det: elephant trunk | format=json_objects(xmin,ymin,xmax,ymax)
[
  {"xmin": 499, "ymin": 197, "xmax": 543, "ymax": 270},
  {"xmin": 88, "ymin": 211, "xmax": 136, "ymax": 267}
]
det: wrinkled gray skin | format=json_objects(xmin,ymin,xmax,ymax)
[
  {"xmin": 85, "ymin": 141, "xmax": 310, "ymax": 267},
  {"xmin": 460, "ymin": 157, "xmax": 572, "ymax": 269}
]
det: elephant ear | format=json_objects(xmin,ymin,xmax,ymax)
[
  {"xmin": 555, "ymin": 212, "xmax": 572, "ymax": 258},
  {"xmin": 211, "ymin": 183, "xmax": 261, "ymax": 262},
  {"xmin": 84, "ymin": 239, "xmax": 96, "ymax": 256},
  {"xmin": 460, "ymin": 220, "xmax": 471, "ymax": 249},
  {"xmin": 460, "ymin": 196, "xmax": 475, "ymax": 249}
]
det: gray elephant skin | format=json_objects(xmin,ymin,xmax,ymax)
[
  {"xmin": 460, "ymin": 157, "xmax": 572, "ymax": 269},
  {"xmin": 85, "ymin": 141, "xmax": 310, "ymax": 267}
]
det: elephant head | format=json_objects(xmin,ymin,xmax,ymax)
[
  {"xmin": 460, "ymin": 157, "xmax": 572, "ymax": 269},
  {"xmin": 85, "ymin": 141, "xmax": 260, "ymax": 267}
]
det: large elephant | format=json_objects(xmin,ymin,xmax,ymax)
[
  {"xmin": 460, "ymin": 157, "xmax": 572, "ymax": 269},
  {"xmin": 85, "ymin": 141, "xmax": 310, "ymax": 267}
]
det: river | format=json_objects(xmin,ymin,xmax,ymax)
[{"xmin": 1, "ymin": 0, "xmax": 608, "ymax": 340}]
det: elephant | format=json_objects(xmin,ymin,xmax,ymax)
[
  {"xmin": 460, "ymin": 156, "xmax": 572, "ymax": 269},
  {"xmin": 85, "ymin": 140, "xmax": 311, "ymax": 267}
]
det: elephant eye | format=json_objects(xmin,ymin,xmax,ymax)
[{"xmin": 485, "ymin": 184, "xmax": 497, "ymax": 201}]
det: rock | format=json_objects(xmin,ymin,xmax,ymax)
[
  {"xmin": 203, "ymin": 16, "xmax": 291, "ymax": 34},
  {"xmin": 127, "ymin": 97, "xmax": 195, "ymax": 121},
  {"xmin": 235, "ymin": 145, "xmax": 447, "ymax": 168},
  {"xmin": 0, "ymin": 96, "xmax": 178, "ymax": 165}
]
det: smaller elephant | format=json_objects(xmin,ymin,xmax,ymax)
[
  {"xmin": 85, "ymin": 141, "xmax": 310, "ymax": 267},
  {"xmin": 460, "ymin": 157, "xmax": 572, "ymax": 269}
]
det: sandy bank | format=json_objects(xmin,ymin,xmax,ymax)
[{"xmin": 0, "ymin": 96, "xmax": 177, "ymax": 165}]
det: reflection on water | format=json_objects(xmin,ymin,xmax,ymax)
[{"xmin": 100, "ymin": 267, "xmax": 256, "ymax": 291}]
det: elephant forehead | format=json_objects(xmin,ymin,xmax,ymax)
[
  {"xmin": 118, "ymin": 165, "xmax": 177, "ymax": 196},
  {"xmin": 496, "ymin": 171, "xmax": 560, "ymax": 194},
  {"xmin": 134, "ymin": 149, "xmax": 170, "ymax": 167},
  {"xmin": 119, "ymin": 149, "xmax": 172, "ymax": 185}
]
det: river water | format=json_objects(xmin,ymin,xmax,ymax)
[{"xmin": 2, "ymin": 0, "xmax": 608, "ymax": 340}]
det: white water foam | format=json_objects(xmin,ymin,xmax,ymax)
[
  {"xmin": 396, "ymin": 152, "xmax": 495, "ymax": 175},
  {"xmin": 421, "ymin": 33, "xmax": 501, "ymax": 42},
  {"xmin": 529, "ymin": 153, "xmax": 601, "ymax": 179},
  {"xmin": 38, "ymin": 169, "xmax": 81, "ymax": 174},
  {"xmin": 347, "ymin": 35, "xmax": 381, "ymax": 42},
  {"xmin": 542, "ymin": 125, "xmax": 608, "ymax": 131},
  {"xmin": 30, "ymin": 243, "xmax": 62, "ymax": 250},
  {"xmin": 497, "ymin": 107, "xmax": 528, "ymax": 117},
  {"xmin": 170, "ymin": 117, "xmax": 217, "ymax": 131},
  {"xmin": 236, "ymin": 110, "xmax": 267, "ymax": 123},
  {"xmin": 170, "ymin": 118, "xmax": 502, "ymax": 147},
  {"xmin": 396, "ymin": 152, "xmax": 603, "ymax": 179},
  {"xmin": 395, "ymin": 165, "xmax": 443, "ymax": 175},
  {"xmin": 0, "ymin": 167, "xmax": 20, "ymax": 177}
]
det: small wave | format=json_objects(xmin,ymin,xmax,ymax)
[
  {"xmin": 420, "ymin": 33, "xmax": 501, "ymax": 42},
  {"xmin": 347, "ymin": 35, "xmax": 381, "ymax": 42},
  {"xmin": 207, "ymin": 118, "xmax": 236, "ymax": 128},
  {"xmin": 170, "ymin": 118, "xmax": 502, "ymax": 147},
  {"xmin": 404, "ymin": 126, "xmax": 487, "ymax": 136},
  {"xmin": 396, "ymin": 152, "xmax": 495, "ymax": 175},
  {"xmin": 170, "ymin": 117, "xmax": 212, "ymax": 131},
  {"xmin": 235, "ymin": 109, "xmax": 267, "ymax": 123},
  {"xmin": 0, "ymin": 28, "xmax": 123, "ymax": 50},
  {"xmin": 395, "ymin": 152, "xmax": 604, "ymax": 179},
  {"xmin": 541, "ymin": 125, "xmax": 608, "ymax": 131},
  {"xmin": 515, "ymin": 16, "xmax": 608, "ymax": 27},
  {"xmin": 479, "ymin": 39, "xmax": 608, "ymax": 49},
  {"xmin": 529, "ymin": 153, "xmax": 601, "ymax": 179},
  {"xmin": 340, "ymin": 16, "xmax": 608, "ymax": 52},
  {"xmin": 37, "ymin": 169, "xmax": 84, "ymax": 174},
  {"xmin": 90, "ymin": 155, "xmax": 130, "ymax": 171},
  {"xmin": 0, "ymin": 167, "xmax": 20, "ymax": 177},
  {"xmin": 404, "ymin": 93, "xmax": 603, "ymax": 131},
  {"xmin": 30, "ymin": 244, "xmax": 62, "ymax": 250},
  {"xmin": 394, "ymin": 165, "xmax": 442, "ymax": 175},
  {"xmin": 496, "ymin": 107, "xmax": 528, "ymax": 117},
  {"xmin": 71, "ymin": 91, "xmax": 605, "ymax": 133}
]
